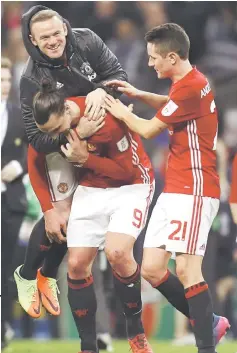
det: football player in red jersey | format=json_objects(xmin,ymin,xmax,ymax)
[
  {"xmin": 31, "ymin": 81, "xmax": 157, "ymax": 353},
  {"xmin": 105, "ymin": 23, "xmax": 230, "ymax": 353}
]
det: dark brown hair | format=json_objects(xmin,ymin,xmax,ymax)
[
  {"xmin": 145, "ymin": 23, "xmax": 190, "ymax": 59},
  {"xmin": 33, "ymin": 79, "xmax": 65, "ymax": 125}
]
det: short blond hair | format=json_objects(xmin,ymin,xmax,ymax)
[
  {"xmin": 30, "ymin": 9, "xmax": 63, "ymax": 32},
  {"xmin": 1, "ymin": 57, "xmax": 12, "ymax": 70}
]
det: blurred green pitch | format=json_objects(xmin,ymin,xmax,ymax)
[{"xmin": 8, "ymin": 339, "xmax": 237, "ymax": 353}]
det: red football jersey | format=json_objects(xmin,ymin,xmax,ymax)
[
  {"xmin": 28, "ymin": 97, "xmax": 154, "ymax": 212},
  {"xmin": 229, "ymin": 153, "xmax": 237, "ymax": 203},
  {"xmin": 68, "ymin": 97, "xmax": 154, "ymax": 188},
  {"xmin": 156, "ymin": 67, "xmax": 220, "ymax": 198}
]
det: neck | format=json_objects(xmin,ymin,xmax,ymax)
[
  {"xmin": 45, "ymin": 50, "xmax": 67, "ymax": 64},
  {"xmin": 171, "ymin": 60, "xmax": 193, "ymax": 83}
]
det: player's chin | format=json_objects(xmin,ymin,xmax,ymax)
[
  {"xmin": 45, "ymin": 46, "xmax": 65, "ymax": 59},
  {"xmin": 157, "ymin": 71, "xmax": 166, "ymax": 79}
]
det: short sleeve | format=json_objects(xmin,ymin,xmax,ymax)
[{"xmin": 156, "ymin": 86, "xmax": 200, "ymax": 124}]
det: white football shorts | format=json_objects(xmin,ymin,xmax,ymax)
[
  {"xmin": 144, "ymin": 193, "xmax": 219, "ymax": 256},
  {"xmin": 67, "ymin": 182, "xmax": 155, "ymax": 248},
  {"xmin": 45, "ymin": 152, "xmax": 78, "ymax": 202}
]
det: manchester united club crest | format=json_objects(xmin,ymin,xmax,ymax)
[
  {"xmin": 57, "ymin": 182, "xmax": 69, "ymax": 194},
  {"xmin": 87, "ymin": 143, "xmax": 97, "ymax": 152},
  {"xmin": 80, "ymin": 62, "xmax": 97, "ymax": 81}
]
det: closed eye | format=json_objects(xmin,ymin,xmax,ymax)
[{"xmin": 40, "ymin": 35, "xmax": 50, "ymax": 40}]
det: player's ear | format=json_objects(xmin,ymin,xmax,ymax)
[
  {"xmin": 64, "ymin": 102, "xmax": 70, "ymax": 114},
  {"xmin": 29, "ymin": 34, "xmax": 37, "ymax": 46},
  {"xmin": 63, "ymin": 22, "xmax": 68, "ymax": 36},
  {"xmin": 169, "ymin": 52, "xmax": 177, "ymax": 65}
]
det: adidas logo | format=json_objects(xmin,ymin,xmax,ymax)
[
  {"xmin": 199, "ymin": 243, "xmax": 206, "ymax": 251},
  {"xmin": 56, "ymin": 82, "xmax": 64, "ymax": 89}
]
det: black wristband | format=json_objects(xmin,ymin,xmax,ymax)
[{"xmin": 94, "ymin": 83, "xmax": 116, "ymax": 96}]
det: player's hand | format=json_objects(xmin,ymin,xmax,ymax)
[
  {"xmin": 104, "ymin": 94, "xmax": 131, "ymax": 121},
  {"xmin": 105, "ymin": 80, "xmax": 140, "ymax": 98},
  {"xmin": 61, "ymin": 129, "xmax": 89, "ymax": 164},
  {"xmin": 85, "ymin": 88, "xmax": 107, "ymax": 121},
  {"xmin": 220, "ymin": 178, "xmax": 229, "ymax": 202},
  {"xmin": 128, "ymin": 104, "xmax": 134, "ymax": 112},
  {"xmin": 77, "ymin": 115, "xmax": 105, "ymax": 139},
  {"xmin": 44, "ymin": 208, "xmax": 67, "ymax": 244},
  {"xmin": 1, "ymin": 161, "xmax": 22, "ymax": 183}
]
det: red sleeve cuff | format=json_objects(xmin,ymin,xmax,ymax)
[
  {"xmin": 83, "ymin": 153, "xmax": 98, "ymax": 169},
  {"xmin": 42, "ymin": 202, "xmax": 54, "ymax": 213}
]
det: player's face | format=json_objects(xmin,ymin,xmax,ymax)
[
  {"xmin": 30, "ymin": 17, "xmax": 67, "ymax": 59},
  {"xmin": 1, "ymin": 68, "xmax": 12, "ymax": 101},
  {"xmin": 36, "ymin": 104, "xmax": 71, "ymax": 138},
  {"xmin": 147, "ymin": 43, "xmax": 174, "ymax": 79}
]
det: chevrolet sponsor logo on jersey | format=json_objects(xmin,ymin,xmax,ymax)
[
  {"xmin": 80, "ymin": 62, "xmax": 97, "ymax": 82},
  {"xmin": 161, "ymin": 100, "xmax": 178, "ymax": 116}
]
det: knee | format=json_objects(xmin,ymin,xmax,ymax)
[
  {"xmin": 140, "ymin": 264, "xmax": 151, "ymax": 282},
  {"xmin": 68, "ymin": 255, "xmax": 91, "ymax": 279},
  {"xmin": 141, "ymin": 262, "xmax": 167, "ymax": 287},
  {"xmin": 175, "ymin": 263, "xmax": 188, "ymax": 285},
  {"xmin": 105, "ymin": 246, "xmax": 130, "ymax": 268},
  {"xmin": 176, "ymin": 261, "xmax": 203, "ymax": 287}
]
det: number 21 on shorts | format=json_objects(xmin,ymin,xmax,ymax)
[{"xmin": 168, "ymin": 220, "xmax": 188, "ymax": 241}]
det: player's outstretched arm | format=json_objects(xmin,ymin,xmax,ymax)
[
  {"xmin": 105, "ymin": 95, "xmax": 168, "ymax": 139},
  {"xmin": 105, "ymin": 80, "xmax": 168, "ymax": 110},
  {"xmin": 28, "ymin": 145, "xmax": 67, "ymax": 244},
  {"xmin": 28, "ymin": 145, "xmax": 53, "ymax": 212}
]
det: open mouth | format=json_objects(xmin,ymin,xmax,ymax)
[{"xmin": 48, "ymin": 44, "xmax": 60, "ymax": 51}]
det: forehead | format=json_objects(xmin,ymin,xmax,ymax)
[
  {"xmin": 31, "ymin": 16, "xmax": 64, "ymax": 37},
  {"xmin": 147, "ymin": 42, "xmax": 160, "ymax": 57},
  {"xmin": 37, "ymin": 113, "xmax": 63, "ymax": 132}
]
